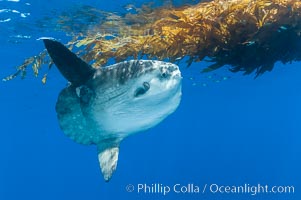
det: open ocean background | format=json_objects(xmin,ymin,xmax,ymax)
[{"xmin": 0, "ymin": 0, "xmax": 300, "ymax": 199}]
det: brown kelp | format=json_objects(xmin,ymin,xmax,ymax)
[{"xmin": 4, "ymin": 0, "xmax": 301, "ymax": 82}]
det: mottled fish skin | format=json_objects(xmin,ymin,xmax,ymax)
[
  {"xmin": 90, "ymin": 60, "xmax": 156, "ymax": 87},
  {"xmin": 90, "ymin": 60, "xmax": 180, "ymax": 87}
]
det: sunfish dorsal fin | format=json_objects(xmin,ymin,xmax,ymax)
[{"xmin": 43, "ymin": 39, "xmax": 96, "ymax": 86}]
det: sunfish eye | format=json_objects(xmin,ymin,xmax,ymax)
[
  {"xmin": 143, "ymin": 82, "xmax": 150, "ymax": 90},
  {"xmin": 134, "ymin": 81, "xmax": 150, "ymax": 97}
]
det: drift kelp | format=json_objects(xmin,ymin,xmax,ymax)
[{"xmin": 4, "ymin": 0, "xmax": 301, "ymax": 82}]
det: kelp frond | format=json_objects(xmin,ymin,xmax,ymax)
[
  {"xmin": 3, "ymin": 50, "xmax": 52, "ymax": 83},
  {"xmin": 5, "ymin": 0, "xmax": 301, "ymax": 82}
]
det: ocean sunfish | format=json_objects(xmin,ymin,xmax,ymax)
[{"xmin": 43, "ymin": 39, "xmax": 182, "ymax": 181}]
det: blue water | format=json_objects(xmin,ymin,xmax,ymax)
[{"xmin": 0, "ymin": 0, "xmax": 300, "ymax": 200}]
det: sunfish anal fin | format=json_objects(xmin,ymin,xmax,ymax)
[{"xmin": 97, "ymin": 143, "xmax": 120, "ymax": 182}]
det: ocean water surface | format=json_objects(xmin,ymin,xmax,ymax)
[{"xmin": 0, "ymin": 0, "xmax": 300, "ymax": 200}]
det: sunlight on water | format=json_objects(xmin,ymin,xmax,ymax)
[{"xmin": 0, "ymin": 0, "xmax": 32, "ymax": 44}]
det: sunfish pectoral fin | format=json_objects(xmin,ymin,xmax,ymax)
[
  {"xmin": 42, "ymin": 39, "xmax": 96, "ymax": 86},
  {"xmin": 97, "ymin": 143, "xmax": 120, "ymax": 182}
]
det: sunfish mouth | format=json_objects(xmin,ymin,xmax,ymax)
[{"xmin": 43, "ymin": 39, "xmax": 182, "ymax": 181}]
